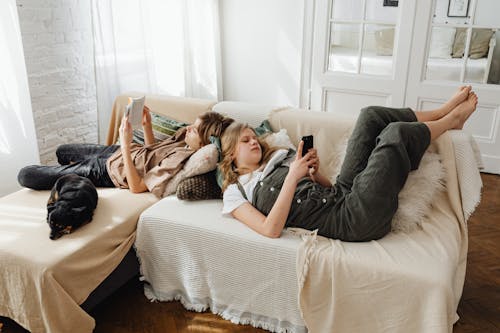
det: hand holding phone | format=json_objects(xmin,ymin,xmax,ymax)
[{"xmin": 301, "ymin": 135, "xmax": 313, "ymax": 157}]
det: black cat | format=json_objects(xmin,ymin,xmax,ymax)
[{"xmin": 46, "ymin": 174, "xmax": 98, "ymax": 240}]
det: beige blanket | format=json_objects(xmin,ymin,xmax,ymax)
[
  {"xmin": 297, "ymin": 133, "xmax": 470, "ymax": 333},
  {"xmin": 0, "ymin": 188, "xmax": 157, "ymax": 333}
]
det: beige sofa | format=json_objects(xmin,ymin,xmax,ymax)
[
  {"xmin": 0, "ymin": 94, "xmax": 482, "ymax": 333},
  {"xmin": 132, "ymin": 95, "xmax": 483, "ymax": 333}
]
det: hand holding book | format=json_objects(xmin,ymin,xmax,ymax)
[{"xmin": 125, "ymin": 96, "xmax": 146, "ymax": 129}]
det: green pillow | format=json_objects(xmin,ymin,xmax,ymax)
[
  {"xmin": 253, "ymin": 119, "xmax": 273, "ymax": 137},
  {"xmin": 132, "ymin": 113, "xmax": 189, "ymax": 144}
]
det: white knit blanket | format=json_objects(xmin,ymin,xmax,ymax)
[
  {"xmin": 448, "ymin": 130, "xmax": 483, "ymax": 221},
  {"xmin": 135, "ymin": 198, "xmax": 307, "ymax": 333},
  {"xmin": 135, "ymin": 131, "xmax": 482, "ymax": 333},
  {"xmin": 297, "ymin": 131, "xmax": 483, "ymax": 333}
]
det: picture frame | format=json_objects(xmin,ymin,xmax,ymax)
[
  {"xmin": 383, "ymin": 0, "xmax": 398, "ymax": 7},
  {"xmin": 447, "ymin": 0, "xmax": 470, "ymax": 17}
]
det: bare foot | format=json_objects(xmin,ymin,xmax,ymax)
[
  {"xmin": 450, "ymin": 92, "xmax": 478, "ymax": 129},
  {"xmin": 438, "ymin": 85, "xmax": 472, "ymax": 118}
]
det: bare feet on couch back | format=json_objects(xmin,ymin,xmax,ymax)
[
  {"xmin": 451, "ymin": 91, "xmax": 478, "ymax": 130},
  {"xmin": 435, "ymin": 85, "xmax": 472, "ymax": 119}
]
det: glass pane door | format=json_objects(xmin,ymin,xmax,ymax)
[
  {"xmin": 426, "ymin": 0, "xmax": 499, "ymax": 85},
  {"xmin": 327, "ymin": 0, "xmax": 400, "ymax": 76}
]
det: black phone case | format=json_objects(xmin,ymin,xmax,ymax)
[{"xmin": 301, "ymin": 135, "xmax": 313, "ymax": 157}]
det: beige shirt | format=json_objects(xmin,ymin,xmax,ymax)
[{"xmin": 106, "ymin": 128, "xmax": 194, "ymax": 198}]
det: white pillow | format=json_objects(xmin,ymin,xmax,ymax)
[
  {"xmin": 163, "ymin": 144, "xmax": 219, "ymax": 196},
  {"xmin": 264, "ymin": 129, "xmax": 296, "ymax": 150},
  {"xmin": 429, "ymin": 27, "xmax": 456, "ymax": 59}
]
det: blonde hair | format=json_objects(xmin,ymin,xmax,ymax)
[{"xmin": 219, "ymin": 122, "xmax": 278, "ymax": 192}]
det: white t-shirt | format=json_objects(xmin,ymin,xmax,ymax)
[{"xmin": 222, "ymin": 149, "xmax": 291, "ymax": 216}]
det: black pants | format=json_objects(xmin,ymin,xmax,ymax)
[{"xmin": 18, "ymin": 144, "xmax": 119, "ymax": 190}]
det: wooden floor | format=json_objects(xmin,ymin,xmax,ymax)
[{"xmin": 2, "ymin": 173, "xmax": 499, "ymax": 333}]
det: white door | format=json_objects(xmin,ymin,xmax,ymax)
[
  {"xmin": 306, "ymin": 0, "xmax": 417, "ymax": 114},
  {"xmin": 406, "ymin": 0, "xmax": 500, "ymax": 174},
  {"xmin": 306, "ymin": 0, "xmax": 500, "ymax": 174}
]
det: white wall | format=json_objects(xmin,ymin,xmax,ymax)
[
  {"xmin": 0, "ymin": 0, "xmax": 40, "ymax": 197},
  {"xmin": 220, "ymin": 0, "xmax": 304, "ymax": 106},
  {"xmin": 17, "ymin": 0, "xmax": 97, "ymax": 164}
]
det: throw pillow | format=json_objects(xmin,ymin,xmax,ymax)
[
  {"xmin": 163, "ymin": 143, "xmax": 219, "ymax": 196},
  {"xmin": 132, "ymin": 113, "xmax": 189, "ymax": 145},
  {"xmin": 469, "ymin": 29, "xmax": 495, "ymax": 59},
  {"xmin": 264, "ymin": 128, "xmax": 296, "ymax": 151},
  {"xmin": 375, "ymin": 27, "xmax": 395, "ymax": 56},
  {"xmin": 452, "ymin": 28, "xmax": 467, "ymax": 58},
  {"xmin": 429, "ymin": 27, "xmax": 456, "ymax": 59},
  {"xmin": 452, "ymin": 28, "xmax": 494, "ymax": 59},
  {"xmin": 176, "ymin": 171, "xmax": 222, "ymax": 200}
]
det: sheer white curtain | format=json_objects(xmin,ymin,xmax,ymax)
[
  {"xmin": 91, "ymin": 0, "xmax": 222, "ymax": 142},
  {"xmin": 0, "ymin": 0, "xmax": 40, "ymax": 196}
]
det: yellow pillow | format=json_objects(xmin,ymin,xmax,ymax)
[{"xmin": 375, "ymin": 28, "xmax": 395, "ymax": 56}]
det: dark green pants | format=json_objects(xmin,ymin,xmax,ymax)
[{"xmin": 253, "ymin": 106, "xmax": 431, "ymax": 242}]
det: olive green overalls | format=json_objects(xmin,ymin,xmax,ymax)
[{"xmin": 242, "ymin": 106, "xmax": 431, "ymax": 242}]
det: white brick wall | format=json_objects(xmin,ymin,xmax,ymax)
[{"xmin": 17, "ymin": 0, "xmax": 97, "ymax": 165}]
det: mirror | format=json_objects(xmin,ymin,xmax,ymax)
[
  {"xmin": 361, "ymin": 24, "xmax": 395, "ymax": 76},
  {"xmin": 328, "ymin": 23, "xmax": 360, "ymax": 73},
  {"xmin": 328, "ymin": 23, "xmax": 396, "ymax": 75},
  {"xmin": 327, "ymin": 0, "xmax": 398, "ymax": 76},
  {"xmin": 427, "ymin": 0, "xmax": 499, "ymax": 85}
]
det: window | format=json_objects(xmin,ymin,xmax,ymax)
[
  {"xmin": 328, "ymin": 0, "xmax": 400, "ymax": 76},
  {"xmin": 426, "ymin": 0, "xmax": 499, "ymax": 84}
]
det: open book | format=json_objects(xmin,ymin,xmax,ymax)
[{"xmin": 125, "ymin": 96, "xmax": 145, "ymax": 129}]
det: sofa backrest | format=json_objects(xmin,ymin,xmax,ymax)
[
  {"xmin": 212, "ymin": 101, "xmax": 285, "ymax": 128},
  {"xmin": 269, "ymin": 108, "xmax": 358, "ymax": 180},
  {"xmin": 106, "ymin": 94, "xmax": 359, "ymax": 180}
]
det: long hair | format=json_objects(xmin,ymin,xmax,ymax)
[
  {"xmin": 219, "ymin": 122, "xmax": 278, "ymax": 192},
  {"xmin": 197, "ymin": 112, "xmax": 234, "ymax": 146}
]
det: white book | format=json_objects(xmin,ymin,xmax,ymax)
[{"xmin": 125, "ymin": 96, "xmax": 145, "ymax": 129}]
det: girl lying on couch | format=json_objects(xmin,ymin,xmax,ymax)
[
  {"xmin": 219, "ymin": 86, "xmax": 477, "ymax": 241},
  {"xmin": 18, "ymin": 107, "xmax": 233, "ymax": 198}
]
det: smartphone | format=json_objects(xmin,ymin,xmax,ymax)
[{"xmin": 301, "ymin": 135, "xmax": 313, "ymax": 157}]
